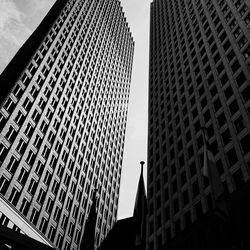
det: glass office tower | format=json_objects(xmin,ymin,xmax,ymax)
[
  {"xmin": 148, "ymin": 0, "xmax": 250, "ymax": 249},
  {"xmin": 0, "ymin": 0, "xmax": 134, "ymax": 249}
]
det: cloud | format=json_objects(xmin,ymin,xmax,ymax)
[
  {"xmin": 0, "ymin": 0, "xmax": 32, "ymax": 72},
  {"xmin": 0, "ymin": 0, "xmax": 55, "ymax": 73},
  {"xmin": 13, "ymin": 0, "xmax": 55, "ymax": 30},
  {"xmin": 0, "ymin": 0, "xmax": 31, "ymax": 42}
]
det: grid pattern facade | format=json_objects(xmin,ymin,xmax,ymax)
[
  {"xmin": 0, "ymin": 0, "xmax": 134, "ymax": 249},
  {"xmin": 148, "ymin": 0, "xmax": 250, "ymax": 249}
]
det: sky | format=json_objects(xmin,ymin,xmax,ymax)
[{"xmin": 0, "ymin": 0, "xmax": 150, "ymax": 219}]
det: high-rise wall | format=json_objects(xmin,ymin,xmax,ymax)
[
  {"xmin": 148, "ymin": 0, "xmax": 250, "ymax": 249},
  {"xmin": 0, "ymin": 0, "xmax": 134, "ymax": 249}
]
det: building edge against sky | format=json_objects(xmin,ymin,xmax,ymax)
[
  {"xmin": 148, "ymin": 0, "xmax": 250, "ymax": 249},
  {"xmin": 0, "ymin": 0, "xmax": 134, "ymax": 249}
]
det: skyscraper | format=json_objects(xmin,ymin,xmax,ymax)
[
  {"xmin": 148, "ymin": 0, "xmax": 250, "ymax": 249},
  {"xmin": 0, "ymin": 0, "xmax": 134, "ymax": 249}
]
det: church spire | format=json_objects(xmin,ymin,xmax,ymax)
[
  {"xmin": 133, "ymin": 161, "xmax": 147, "ymax": 250},
  {"xmin": 80, "ymin": 189, "xmax": 98, "ymax": 250}
]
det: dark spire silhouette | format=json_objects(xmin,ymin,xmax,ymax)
[
  {"xmin": 80, "ymin": 189, "xmax": 98, "ymax": 250},
  {"xmin": 133, "ymin": 161, "xmax": 147, "ymax": 250}
]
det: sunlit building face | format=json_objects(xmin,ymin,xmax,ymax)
[{"xmin": 0, "ymin": 0, "xmax": 134, "ymax": 249}]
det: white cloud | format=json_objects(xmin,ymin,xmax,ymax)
[
  {"xmin": 0, "ymin": 0, "xmax": 55, "ymax": 73},
  {"xmin": 0, "ymin": 0, "xmax": 32, "ymax": 72},
  {"xmin": 0, "ymin": 0, "xmax": 31, "ymax": 41},
  {"xmin": 13, "ymin": 0, "xmax": 55, "ymax": 30}
]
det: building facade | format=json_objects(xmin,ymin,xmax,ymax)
[
  {"xmin": 0, "ymin": 0, "xmax": 134, "ymax": 249},
  {"xmin": 148, "ymin": 0, "xmax": 250, "ymax": 249}
]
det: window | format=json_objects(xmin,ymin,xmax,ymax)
[
  {"xmin": 0, "ymin": 144, "xmax": 8, "ymax": 163},
  {"xmin": 20, "ymin": 198, "xmax": 30, "ymax": 216},
  {"xmin": 0, "ymin": 176, "xmax": 9, "ymax": 195},
  {"xmin": 23, "ymin": 97, "xmax": 32, "ymax": 111},
  {"xmin": 56, "ymin": 234, "xmax": 63, "ymax": 249},
  {"xmin": 217, "ymin": 62, "xmax": 224, "ymax": 75},
  {"xmin": 9, "ymin": 188, "xmax": 20, "ymax": 206},
  {"xmin": 220, "ymin": 73, "xmax": 228, "ymax": 86},
  {"xmin": 238, "ymin": 36, "xmax": 247, "ymax": 48},
  {"xmin": 234, "ymin": 116, "xmax": 245, "ymax": 133},
  {"xmin": 224, "ymin": 84, "xmax": 233, "ymax": 99},
  {"xmin": 243, "ymin": 46, "xmax": 250, "ymax": 59},
  {"xmin": 57, "ymin": 164, "xmax": 64, "ymax": 178},
  {"xmin": 34, "ymin": 134, "xmax": 42, "ymax": 148},
  {"xmin": 222, "ymin": 129, "xmax": 231, "ymax": 145},
  {"xmin": 44, "ymin": 171, "xmax": 52, "ymax": 186},
  {"xmin": 66, "ymin": 197, "xmax": 72, "ymax": 211},
  {"xmin": 25, "ymin": 123, "xmax": 35, "ymax": 138},
  {"xmin": 42, "ymin": 145, "xmax": 50, "ymax": 159},
  {"xmin": 64, "ymin": 173, "xmax": 70, "ymax": 186},
  {"xmin": 35, "ymin": 161, "xmax": 44, "ymax": 176},
  {"xmin": 48, "ymin": 226, "xmax": 56, "ymax": 242},
  {"xmin": 213, "ymin": 98, "xmax": 222, "ymax": 112},
  {"xmin": 61, "ymin": 214, "xmax": 68, "ymax": 230},
  {"xmin": 17, "ymin": 168, "xmax": 28, "ymax": 185},
  {"xmin": 6, "ymin": 156, "xmax": 18, "ymax": 175},
  {"xmin": 229, "ymin": 100, "xmax": 239, "ymax": 115},
  {"xmin": 75, "ymin": 230, "xmax": 81, "ymax": 244},
  {"xmin": 59, "ymin": 189, "xmax": 66, "ymax": 203},
  {"xmin": 68, "ymin": 222, "xmax": 74, "ymax": 237},
  {"xmin": 241, "ymin": 85, "xmax": 250, "ymax": 103},
  {"xmin": 30, "ymin": 85, "xmax": 38, "ymax": 99},
  {"xmin": 27, "ymin": 178, "xmax": 37, "ymax": 195},
  {"xmin": 240, "ymin": 134, "xmax": 250, "ymax": 154},
  {"xmin": 40, "ymin": 120, "xmax": 48, "ymax": 134},
  {"xmin": 46, "ymin": 197, "xmax": 54, "ymax": 214},
  {"xmin": 26, "ymin": 150, "xmax": 36, "ymax": 166},
  {"xmin": 227, "ymin": 49, "xmax": 236, "ymax": 63},
  {"xmin": 30, "ymin": 208, "xmax": 39, "ymax": 225},
  {"xmin": 38, "ymin": 97, "xmax": 46, "ymax": 110},
  {"xmin": 37, "ymin": 188, "xmax": 46, "ymax": 204},
  {"xmin": 32, "ymin": 109, "xmax": 41, "ymax": 124},
  {"xmin": 65, "ymin": 241, "xmax": 70, "ymax": 250},
  {"xmin": 16, "ymin": 138, "xmax": 27, "ymax": 155},
  {"xmin": 236, "ymin": 72, "xmax": 246, "ymax": 86},
  {"xmin": 5, "ymin": 126, "xmax": 17, "ymax": 143},
  {"xmin": 15, "ymin": 111, "xmax": 25, "ymax": 126},
  {"xmin": 70, "ymin": 181, "xmax": 76, "ymax": 194},
  {"xmin": 48, "ymin": 131, "xmax": 55, "ymax": 144},
  {"xmin": 52, "ymin": 180, "xmax": 59, "ymax": 194},
  {"xmin": 39, "ymin": 217, "xmax": 48, "ymax": 234},
  {"xmin": 0, "ymin": 113, "xmax": 6, "ymax": 130},
  {"xmin": 13, "ymin": 84, "xmax": 24, "ymax": 99},
  {"xmin": 54, "ymin": 206, "xmax": 61, "ymax": 222},
  {"xmin": 4, "ymin": 98, "xmax": 15, "ymax": 113}
]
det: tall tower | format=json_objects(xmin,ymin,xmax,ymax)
[
  {"xmin": 148, "ymin": 0, "xmax": 250, "ymax": 249},
  {"xmin": 0, "ymin": 0, "xmax": 134, "ymax": 249}
]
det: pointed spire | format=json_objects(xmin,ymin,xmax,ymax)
[
  {"xmin": 133, "ymin": 161, "xmax": 147, "ymax": 250},
  {"xmin": 201, "ymin": 127, "xmax": 224, "ymax": 201},
  {"xmin": 201, "ymin": 127, "xmax": 228, "ymax": 219},
  {"xmin": 140, "ymin": 161, "xmax": 145, "ymax": 176},
  {"xmin": 80, "ymin": 189, "xmax": 98, "ymax": 250}
]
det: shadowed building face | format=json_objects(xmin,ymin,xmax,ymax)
[{"xmin": 148, "ymin": 0, "xmax": 250, "ymax": 249}]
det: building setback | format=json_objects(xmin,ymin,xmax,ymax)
[
  {"xmin": 0, "ymin": 0, "xmax": 134, "ymax": 249},
  {"xmin": 148, "ymin": 0, "xmax": 250, "ymax": 249}
]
